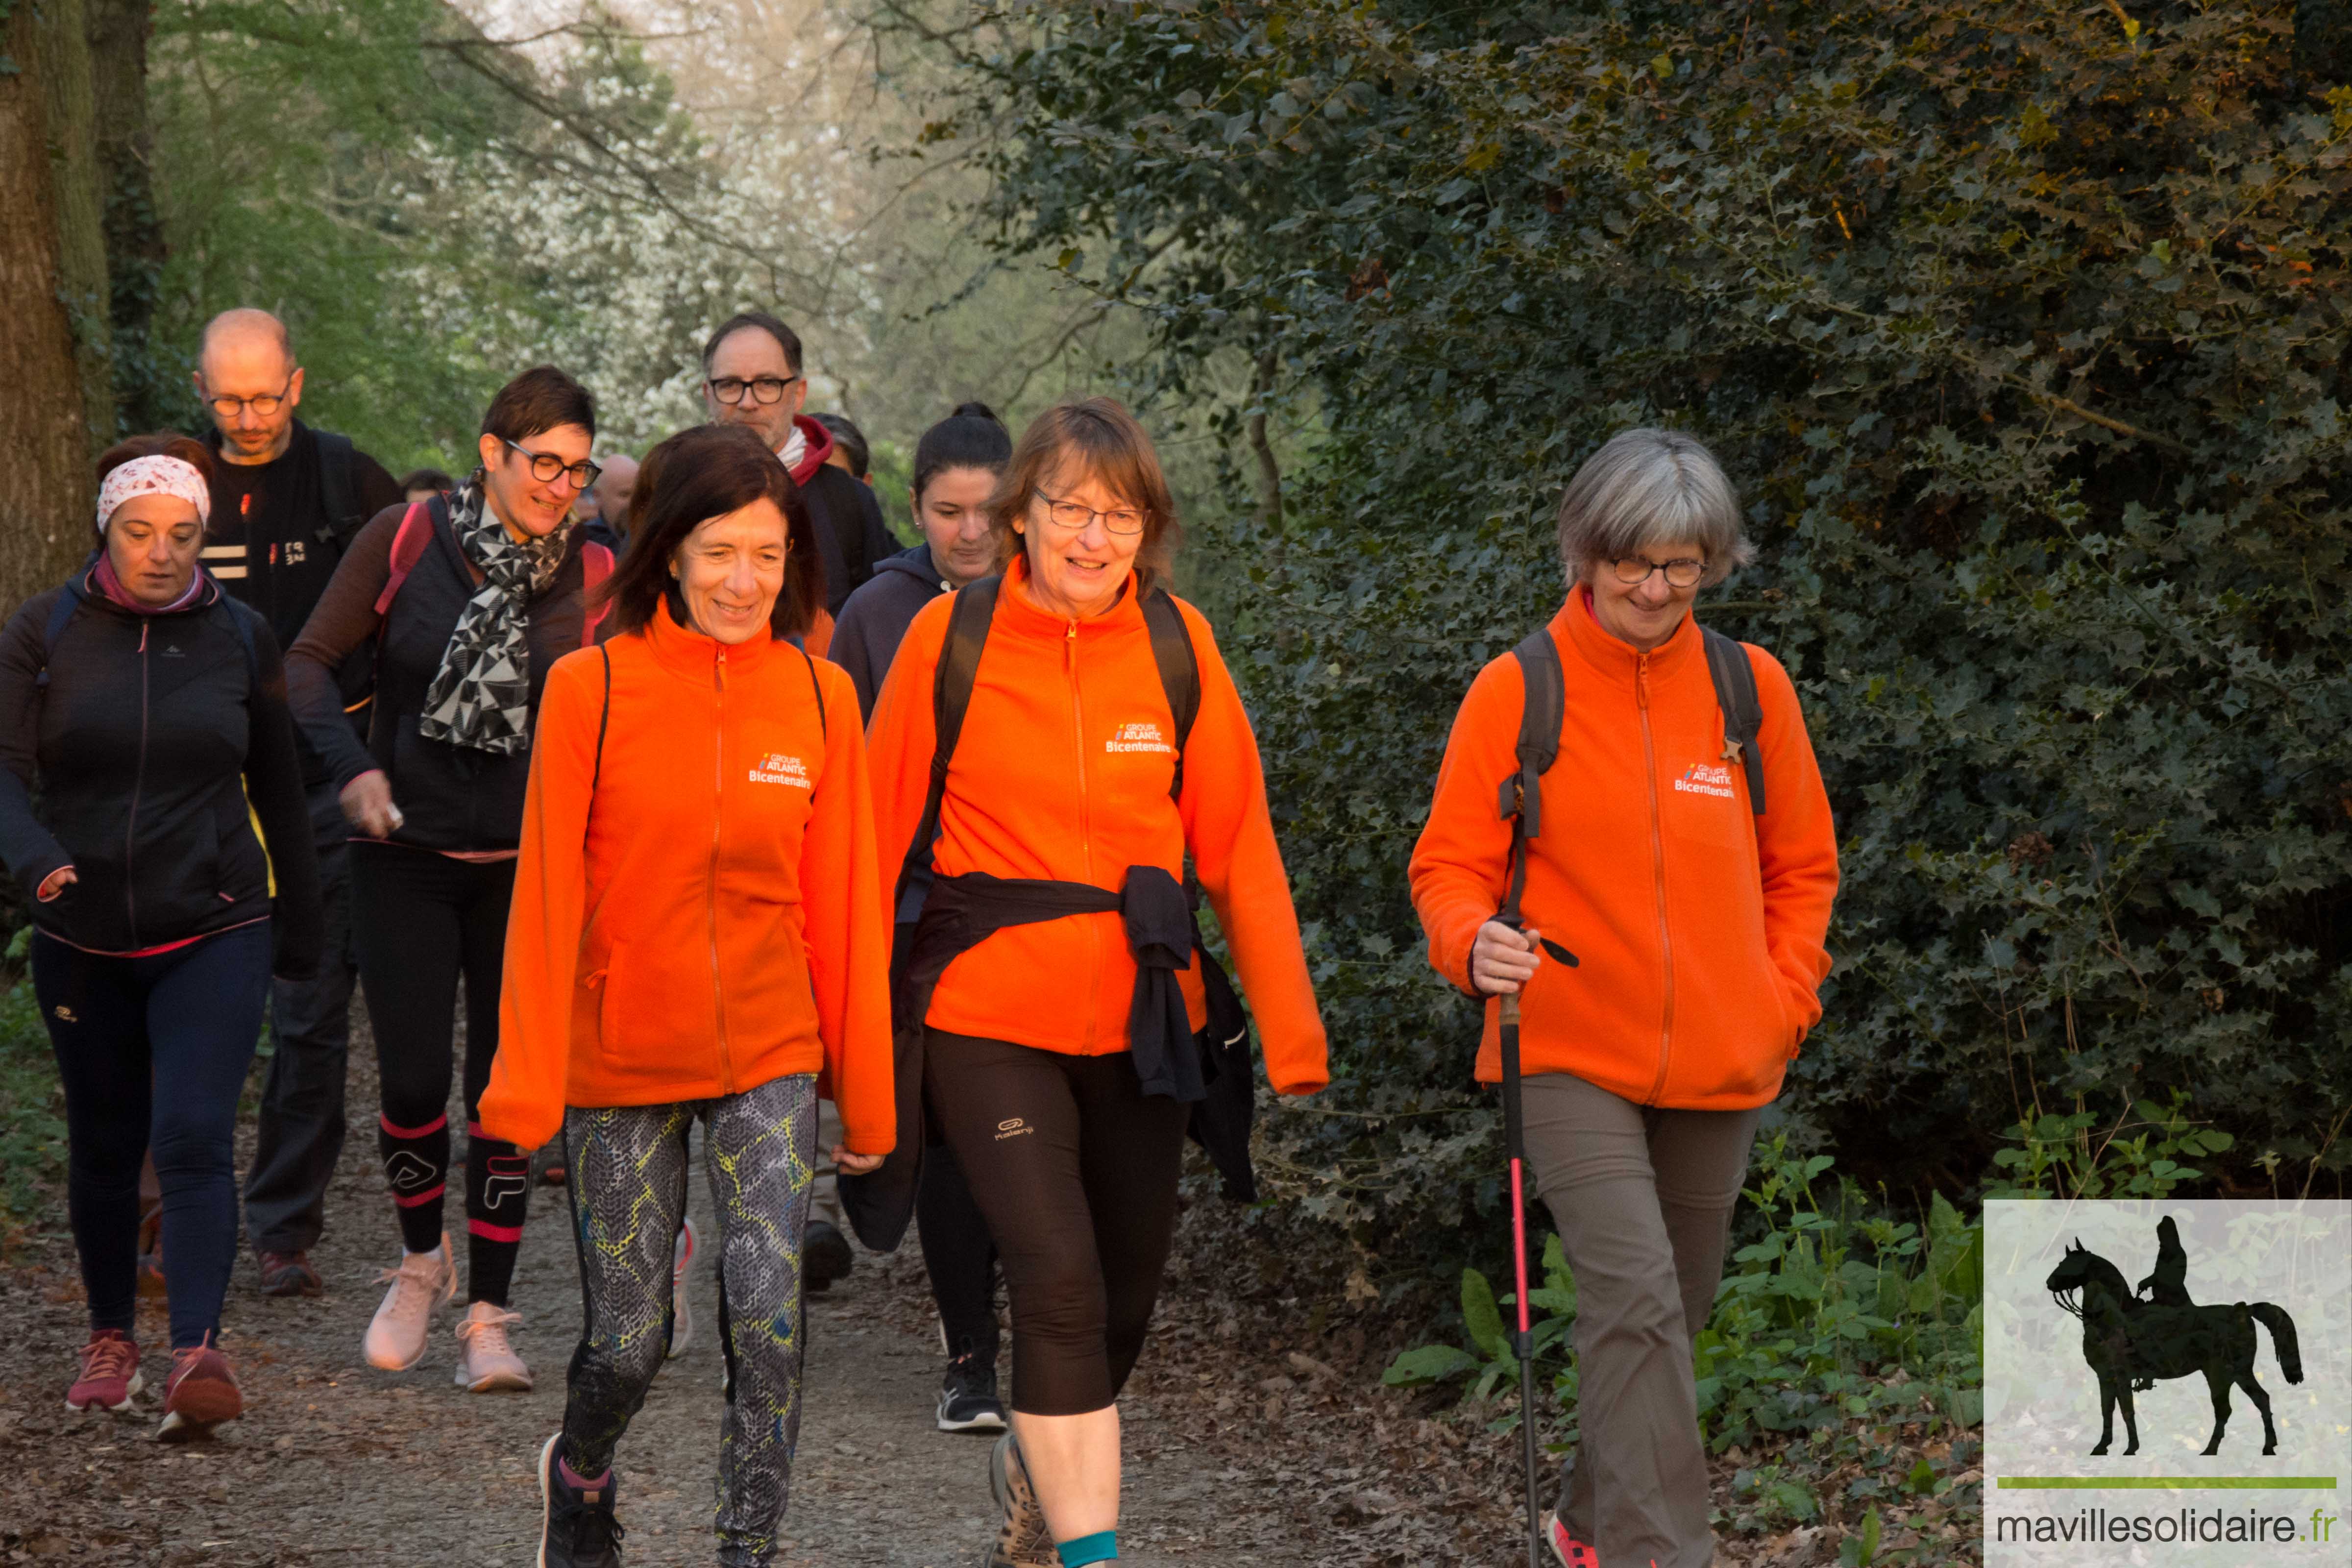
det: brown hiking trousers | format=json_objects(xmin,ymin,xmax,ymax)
[{"xmin": 1525, "ymin": 1072, "xmax": 1763, "ymax": 1568}]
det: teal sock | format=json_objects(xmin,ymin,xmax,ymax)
[{"xmin": 1056, "ymin": 1532, "xmax": 1118, "ymax": 1567}]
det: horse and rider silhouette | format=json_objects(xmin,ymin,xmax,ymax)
[{"xmin": 2044, "ymin": 1217, "xmax": 2304, "ymax": 1457}]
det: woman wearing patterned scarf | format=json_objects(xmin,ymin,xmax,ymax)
[{"xmin": 283, "ymin": 366, "xmax": 612, "ymax": 1396}]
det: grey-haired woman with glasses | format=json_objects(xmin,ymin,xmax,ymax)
[{"xmin": 282, "ymin": 365, "xmax": 617, "ymax": 1398}]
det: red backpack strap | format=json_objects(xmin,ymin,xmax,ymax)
[
  {"xmin": 372, "ymin": 500, "xmax": 435, "ymax": 618},
  {"xmin": 578, "ymin": 541, "xmax": 615, "ymax": 648}
]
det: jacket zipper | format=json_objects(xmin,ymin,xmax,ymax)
[
  {"xmin": 710, "ymin": 648, "xmax": 734, "ymax": 1095},
  {"xmin": 125, "ymin": 622, "xmax": 151, "ymax": 944},
  {"xmin": 1638, "ymin": 653, "xmax": 1674, "ymax": 1104},
  {"xmin": 1068, "ymin": 620, "xmax": 1101, "ymax": 1050}
]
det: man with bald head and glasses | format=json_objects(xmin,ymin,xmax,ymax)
[{"xmin": 194, "ymin": 308, "xmax": 403, "ymax": 1302}]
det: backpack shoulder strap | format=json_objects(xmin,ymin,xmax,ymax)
[
  {"xmin": 894, "ymin": 575, "xmax": 1001, "ymax": 923},
  {"xmin": 34, "ymin": 581, "xmax": 88, "ymax": 689},
  {"xmin": 1700, "ymin": 626, "xmax": 1766, "ymax": 816},
  {"xmin": 312, "ymin": 430, "xmax": 365, "ymax": 550},
  {"xmin": 592, "ymin": 645, "xmax": 612, "ymax": 796},
  {"xmin": 1139, "ymin": 588, "xmax": 1200, "ymax": 803},
  {"xmin": 1500, "ymin": 626, "xmax": 1564, "ymax": 839},
  {"xmin": 372, "ymin": 500, "xmax": 435, "ymax": 619},
  {"xmin": 578, "ymin": 540, "xmax": 615, "ymax": 648},
  {"xmin": 219, "ymin": 595, "xmax": 262, "ymax": 695}
]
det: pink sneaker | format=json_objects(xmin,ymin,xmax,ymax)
[
  {"xmin": 66, "ymin": 1329, "xmax": 143, "ymax": 1412},
  {"xmin": 364, "ymin": 1235, "xmax": 457, "ymax": 1372},
  {"xmin": 454, "ymin": 1302, "xmax": 533, "ymax": 1392}
]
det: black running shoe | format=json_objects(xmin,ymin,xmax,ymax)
[
  {"xmin": 537, "ymin": 1434, "xmax": 625, "ymax": 1567},
  {"xmin": 937, "ymin": 1354, "xmax": 1007, "ymax": 1433},
  {"xmin": 805, "ymin": 1219, "xmax": 854, "ymax": 1294}
]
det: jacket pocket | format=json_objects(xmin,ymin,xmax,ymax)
[{"xmin": 595, "ymin": 941, "xmax": 718, "ymax": 1074}]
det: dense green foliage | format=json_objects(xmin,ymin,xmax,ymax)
[
  {"xmin": 916, "ymin": 0, "xmax": 2352, "ymax": 1239},
  {"xmin": 0, "ymin": 932, "xmax": 68, "ymax": 1239}
]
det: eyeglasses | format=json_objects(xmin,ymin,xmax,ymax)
[
  {"xmin": 202, "ymin": 374, "xmax": 295, "ymax": 419},
  {"xmin": 503, "ymin": 439, "xmax": 602, "ymax": 493},
  {"xmin": 1611, "ymin": 555, "xmax": 1707, "ymax": 588},
  {"xmin": 1033, "ymin": 488, "xmax": 1146, "ymax": 535},
  {"xmin": 706, "ymin": 375, "xmax": 801, "ymax": 406}
]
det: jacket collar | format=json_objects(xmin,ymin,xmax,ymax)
[
  {"xmin": 76, "ymin": 558, "xmax": 225, "ymax": 619},
  {"xmin": 781, "ymin": 416, "xmax": 834, "ymax": 487},
  {"xmin": 642, "ymin": 595, "xmax": 777, "ymax": 677},
  {"xmin": 1556, "ymin": 583, "xmax": 1701, "ymax": 683},
  {"xmin": 995, "ymin": 554, "xmax": 1143, "ymax": 639}
]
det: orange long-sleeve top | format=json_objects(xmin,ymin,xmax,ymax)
[
  {"xmin": 478, "ymin": 605, "xmax": 896, "ymax": 1153},
  {"xmin": 1409, "ymin": 589, "xmax": 1839, "ymax": 1109},
  {"xmin": 865, "ymin": 560, "xmax": 1329, "ymax": 1096}
]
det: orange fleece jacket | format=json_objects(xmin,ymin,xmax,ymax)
[
  {"xmin": 478, "ymin": 606, "xmax": 895, "ymax": 1153},
  {"xmin": 1409, "ymin": 590, "xmax": 1838, "ymax": 1109},
  {"xmin": 865, "ymin": 561, "xmax": 1328, "ymax": 1095}
]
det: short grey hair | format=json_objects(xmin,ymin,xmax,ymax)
[{"xmin": 1554, "ymin": 427, "xmax": 1753, "ymax": 588}]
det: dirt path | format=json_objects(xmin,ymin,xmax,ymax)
[{"xmin": 0, "ymin": 1035, "xmax": 1321, "ymax": 1567}]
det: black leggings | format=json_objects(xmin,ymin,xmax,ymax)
[
  {"xmin": 916, "ymin": 1136, "xmax": 1001, "ymax": 1366},
  {"xmin": 350, "ymin": 844, "xmax": 527, "ymax": 1304},
  {"xmin": 924, "ymin": 1030, "xmax": 1189, "ymax": 1416}
]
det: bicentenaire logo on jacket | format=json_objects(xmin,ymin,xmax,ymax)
[
  {"xmin": 1106, "ymin": 721, "xmax": 1174, "ymax": 756},
  {"xmin": 1674, "ymin": 761, "xmax": 1736, "ymax": 799},
  {"xmin": 748, "ymin": 752, "xmax": 810, "ymax": 788}
]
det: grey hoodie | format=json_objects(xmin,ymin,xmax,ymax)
[{"xmin": 830, "ymin": 542, "xmax": 955, "ymax": 719}]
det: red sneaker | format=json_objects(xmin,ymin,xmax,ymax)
[
  {"xmin": 1544, "ymin": 1512, "xmax": 1601, "ymax": 1568},
  {"xmin": 65, "ymin": 1329, "xmax": 143, "ymax": 1412},
  {"xmin": 157, "ymin": 1333, "xmax": 242, "ymax": 1443}
]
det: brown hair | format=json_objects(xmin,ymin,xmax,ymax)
[
  {"xmin": 700, "ymin": 312, "xmax": 802, "ymax": 377},
  {"xmin": 480, "ymin": 365, "xmax": 597, "ymax": 445},
  {"xmin": 985, "ymin": 397, "xmax": 1180, "ymax": 596},
  {"xmin": 600, "ymin": 423, "xmax": 821, "ymax": 639},
  {"xmin": 97, "ymin": 431, "xmax": 215, "ymax": 491}
]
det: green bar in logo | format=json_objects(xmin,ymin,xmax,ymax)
[{"xmin": 1999, "ymin": 1477, "xmax": 2339, "ymax": 1490}]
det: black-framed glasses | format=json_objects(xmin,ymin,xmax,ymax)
[
  {"xmin": 503, "ymin": 439, "xmax": 601, "ymax": 492},
  {"xmin": 201, "ymin": 374, "xmax": 295, "ymax": 419},
  {"xmin": 1033, "ymin": 488, "xmax": 1147, "ymax": 535},
  {"xmin": 1611, "ymin": 555, "xmax": 1707, "ymax": 588},
  {"xmin": 706, "ymin": 375, "xmax": 801, "ymax": 406}
]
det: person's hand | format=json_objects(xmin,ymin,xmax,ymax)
[
  {"xmin": 36, "ymin": 865, "xmax": 77, "ymax": 902},
  {"xmin": 339, "ymin": 770, "xmax": 403, "ymax": 838},
  {"xmin": 1471, "ymin": 919, "xmax": 1542, "ymax": 996},
  {"xmin": 833, "ymin": 1144, "xmax": 884, "ymax": 1175}
]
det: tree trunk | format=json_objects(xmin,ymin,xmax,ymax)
[
  {"xmin": 1, "ymin": 0, "xmax": 115, "ymax": 614},
  {"xmin": 88, "ymin": 0, "xmax": 170, "ymax": 432}
]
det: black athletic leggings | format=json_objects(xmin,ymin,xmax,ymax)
[
  {"xmin": 924, "ymin": 1030, "xmax": 1190, "ymax": 1416},
  {"xmin": 350, "ymin": 843, "xmax": 527, "ymax": 1305}
]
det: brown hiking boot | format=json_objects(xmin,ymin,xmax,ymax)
[{"xmin": 256, "ymin": 1249, "xmax": 323, "ymax": 1298}]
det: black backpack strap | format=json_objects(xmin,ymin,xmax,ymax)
[
  {"xmin": 1497, "ymin": 627, "xmax": 1564, "ymax": 927},
  {"xmin": 35, "ymin": 580, "xmax": 88, "ymax": 689},
  {"xmin": 1700, "ymin": 626, "xmax": 1766, "ymax": 815},
  {"xmin": 312, "ymin": 430, "xmax": 365, "ymax": 552},
  {"xmin": 1140, "ymin": 588, "xmax": 1200, "ymax": 803},
  {"xmin": 226, "ymin": 598, "xmax": 261, "ymax": 693},
  {"xmin": 895, "ymin": 575, "xmax": 1002, "ymax": 925},
  {"xmin": 592, "ymin": 645, "xmax": 612, "ymax": 794}
]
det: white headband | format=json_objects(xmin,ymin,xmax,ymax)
[{"xmin": 97, "ymin": 455, "xmax": 212, "ymax": 537}]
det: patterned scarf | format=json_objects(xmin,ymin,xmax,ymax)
[{"xmin": 416, "ymin": 482, "xmax": 575, "ymax": 755}]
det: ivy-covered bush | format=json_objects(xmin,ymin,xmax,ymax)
[{"xmin": 916, "ymin": 0, "xmax": 2352, "ymax": 1245}]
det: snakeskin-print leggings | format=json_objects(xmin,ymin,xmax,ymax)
[{"xmin": 559, "ymin": 1072, "xmax": 817, "ymax": 1568}]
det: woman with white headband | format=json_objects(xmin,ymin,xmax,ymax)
[{"xmin": 0, "ymin": 432, "xmax": 322, "ymax": 1442}]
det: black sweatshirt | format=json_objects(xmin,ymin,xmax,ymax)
[
  {"xmin": 829, "ymin": 542, "xmax": 950, "ymax": 720},
  {"xmin": 285, "ymin": 497, "xmax": 607, "ymax": 854},
  {"xmin": 0, "ymin": 568, "xmax": 324, "ymax": 976}
]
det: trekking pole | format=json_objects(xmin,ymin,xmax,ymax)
[{"xmin": 1499, "ymin": 980, "xmax": 1542, "ymax": 1568}]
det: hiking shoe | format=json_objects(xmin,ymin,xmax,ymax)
[
  {"xmin": 982, "ymin": 1431, "xmax": 1055, "ymax": 1567},
  {"xmin": 805, "ymin": 1218, "xmax": 853, "ymax": 1295},
  {"xmin": 455, "ymin": 1302, "xmax": 533, "ymax": 1392},
  {"xmin": 937, "ymin": 1353, "xmax": 1007, "ymax": 1433},
  {"xmin": 1544, "ymin": 1512, "xmax": 1601, "ymax": 1568},
  {"xmin": 66, "ymin": 1329, "xmax": 143, "ymax": 1413},
  {"xmin": 663, "ymin": 1218, "xmax": 697, "ymax": 1361},
  {"xmin": 364, "ymin": 1235, "xmax": 457, "ymax": 1372},
  {"xmin": 538, "ymin": 1433, "xmax": 625, "ymax": 1567},
  {"xmin": 256, "ymin": 1249, "xmax": 323, "ymax": 1298},
  {"xmin": 157, "ymin": 1334, "xmax": 241, "ymax": 1443}
]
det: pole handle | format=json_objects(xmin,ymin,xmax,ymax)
[{"xmin": 1499, "ymin": 991, "xmax": 1521, "ymax": 1029}]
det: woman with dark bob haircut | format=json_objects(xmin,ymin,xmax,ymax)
[
  {"xmin": 285, "ymin": 365, "xmax": 615, "ymax": 1396},
  {"xmin": 479, "ymin": 420, "xmax": 894, "ymax": 1568}
]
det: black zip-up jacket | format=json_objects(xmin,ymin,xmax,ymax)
[
  {"xmin": 829, "ymin": 542, "xmax": 949, "ymax": 720},
  {"xmin": 0, "ymin": 567, "xmax": 323, "ymax": 975},
  {"xmin": 285, "ymin": 496, "xmax": 607, "ymax": 853}
]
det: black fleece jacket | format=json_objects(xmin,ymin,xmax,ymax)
[
  {"xmin": 0, "ymin": 568, "xmax": 323, "ymax": 975},
  {"xmin": 828, "ymin": 543, "xmax": 953, "ymax": 719}
]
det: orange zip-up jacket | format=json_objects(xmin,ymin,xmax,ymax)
[
  {"xmin": 477, "ymin": 606, "xmax": 895, "ymax": 1153},
  {"xmin": 866, "ymin": 560, "xmax": 1328, "ymax": 1095},
  {"xmin": 1409, "ymin": 589, "xmax": 1838, "ymax": 1109}
]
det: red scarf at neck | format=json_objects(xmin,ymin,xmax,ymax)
[{"xmin": 94, "ymin": 554, "xmax": 205, "ymax": 615}]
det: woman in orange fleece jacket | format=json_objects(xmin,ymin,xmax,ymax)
[
  {"xmin": 866, "ymin": 397, "xmax": 1326, "ymax": 1568},
  {"xmin": 1410, "ymin": 428, "xmax": 1838, "ymax": 1568},
  {"xmin": 478, "ymin": 422, "xmax": 893, "ymax": 1568}
]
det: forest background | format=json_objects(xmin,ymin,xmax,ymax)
[{"xmin": 6, "ymin": 1, "xmax": 2352, "ymax": 1551}]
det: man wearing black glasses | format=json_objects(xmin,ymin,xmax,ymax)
[
  {"xmin": 699, "ymin": 312, "xmax": 897, "ymax": 617},
  {"xmin": 195, "ymin": 308, "xmax": 403, "ymax": 1301}
]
